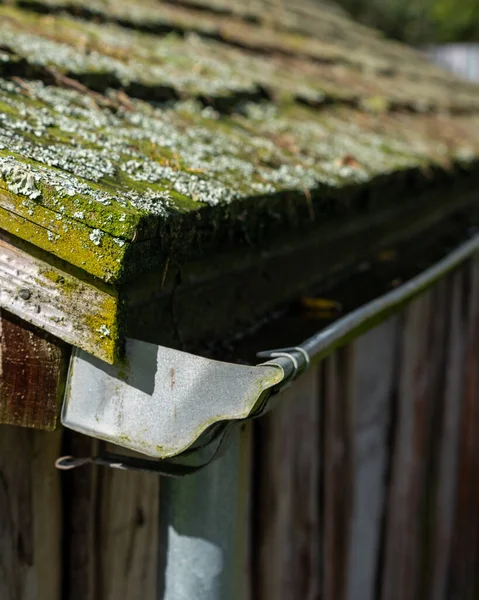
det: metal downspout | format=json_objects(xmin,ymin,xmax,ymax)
[{"xmin": 159, "ymin": 425, "xmax": 251, "ymax": 600}]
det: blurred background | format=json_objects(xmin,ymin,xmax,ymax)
[
  {"xmin": 332, "ymin": 0, "xmax": 479, "ymax": 45},
  {"xmin": 329, "ymin": 0, "xmax": 479, "ymax": 81}
]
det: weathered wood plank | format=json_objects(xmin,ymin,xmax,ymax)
[
  {"xmin": 63, "ymin": 433, "xmax": 160, "ymax": 600},
  {"xmin": 0, "ymin": 230, "xmax": 119, "ymax": 363},
  {"xmin": 346, "ymin": 317, "xmax": 399, "ymax": 600},
  {"xmin": 63, "ymin": 432, "xmax": 99, "ymax": 600},
  {"xmin": 0, "ymin": 309, "xmax": 70, "ymax": 429},
  {"xmin": 13, "ymin": 0, "xmax": 476, "ymax": 94},
  {"xmin": 31, "ymin": 430, "xmax": 63, "ymax": 600},
  {"xmin": 380, "ymin": 281, "xmax": 449, "ymax": 600},
  {"xmin": 427, "ymin": 270, "xmax": 466, "ymax": 600},
  {"xmin": 322, "ymin": 347, "xmax": 354, "ymax": 600},
  {"xmin": 448, "ymin": 259, "xmax": 479, "ymax": 600},
  {"xmin": 0, "ymin": 425, "xmax": 62, "ymax": 600},
  {"xmin": 97, "ymin": 444, "xmax": 160, "ymax": 600},
  {"xmin": 254, "ymin": 368, "xmax": 320, "ymax": 600}
]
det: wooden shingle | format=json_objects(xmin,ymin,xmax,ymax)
[{"xmin": 2, "ymin": 0, "xmax": 479, "ymax": 360}]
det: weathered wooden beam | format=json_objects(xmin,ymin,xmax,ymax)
[
  {"xmin": 0, "ymin": 230, "xmax": 120, "ymax": 363},
  {"xmin": 0, "ymin": 309, "xmax": 70, "ymax": 430}
]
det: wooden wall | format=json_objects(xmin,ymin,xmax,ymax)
[
  {"xmin": 1, "ymin": 261, "xmax": 479, "ymax": 599},
  {"xmin": 0, "ymin": 427, "xmax": 160, "ymax": 600},
  {"xmin": 253, "ymin": 261, "xmax": 479, "ymax": 600}
]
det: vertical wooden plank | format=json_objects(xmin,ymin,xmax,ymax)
[
  {"xmin": 428, "ymin": 270, "xmax": 467, "ymax": 600},
  {"xmin": 254, "ymin": 368, "xmax": 320, "ymax": 600},
  {"xmin": 380, "ymin": 281, "xmax": 449, "ymax": 600},
  {"xmin": 0, "ymin": 425, "xmax": 62, "ymax": 600},
  {"xmin": 448, "ymin": 259, "xmax": 479, "ymax": 600},
  {"xmin": 63, "ymin": 433, "xmax": 100, "ymax": 600},
  {"xmin": 97, "ymin": 445, "xmax": 160, "ymax": 600},
  {"xmin": 63, "ymin": 433, "xmax": 160, "ymax": 600},
  {"xmin": 32, "ymin": 430, "xmax": 63, "ymax": 600},
  {"xmin": 0, "ymin": 310, "xmax": 70, "ymax": 430},
  {"xmin": 381, "ymin": 295, "xmax": 428, "ymax": 600},
  {"xmin": 346, "ymin": 317, "xmax": 399, "ymax": 600},
  {"xmin": 322, "ymin": 346, "xmax": 354, "ymax": 600}
]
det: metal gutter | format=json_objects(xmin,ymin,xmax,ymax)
[
  {"xmin": 57, "ymin": 233, "xmax": 479, "ymax": 474},
  {"xmin": 261, "ymin": 232, "xmax": 479, "ymax": 377}
]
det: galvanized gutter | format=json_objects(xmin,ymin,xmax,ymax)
[
  {"xmin": 57, "ymin": 233, "xmax": 479, "ymax": 475},
  {"xmin": 261, "ymin": 232, "xmax": 479, "ymax": 378}
]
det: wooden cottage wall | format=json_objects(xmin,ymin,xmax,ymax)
[
  {"xmin": 1, "ymin": 260, "xmax": 479, "ymax": 600},
  {"xmin": 252, "ymin": 260, "xmax": 479, "ymax": 600}
]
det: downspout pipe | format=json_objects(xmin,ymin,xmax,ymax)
[{"xmin": 158, "ymin": 425, "xmax": 250, "ymax": 600}]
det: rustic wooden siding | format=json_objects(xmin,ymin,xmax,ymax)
[
  {"xmin": 0, "ymin": 309, "xmax": 70, "ymax": 429},
  {"xmin": 0, "ymin": 429, "xmax": 160, "ymax": 600},
  {"xmin": 0, "ymin": 427, "xmax": 62, "ymax": 600},
  {"xmin": 62, "ymin": 434, "xmax": 160, "ymax": 600},
  {"xmin": 254, "ymin": 369, "xmax": 320, "ymax": 600},
  {"xmin": 253, "ymin": 260, "xmax": 479, "ymax": 600},
  {"xmin": 1, "ymin": 260, "xmax": 479, "ymax": 599}
]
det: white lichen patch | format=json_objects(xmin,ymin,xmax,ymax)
[
  {"xmin": 0, "ymin": 161, "xmax": 41, "ymax": 199},
  {"xmin": 0, "ymin": 48, "xmax": 477, "ymax": 257},
  {"xmin": 98, "ymin": 324, "xmax": 111, "ymax": 337},
  {"xmin": 89, "ymin": 228, "xmax": 104, "ymax": 246},
  {"xmin": 0, "ymin": 70, "xmax": 475, "ymax": 226}
]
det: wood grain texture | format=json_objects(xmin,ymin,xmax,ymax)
[
  {"xmin": 0, "ymin": 231, "xmax": 119, "ymax": 363},
  {"xmin": 380, "ymin": 281, "xmax": 449, "ymax": 600},
  {"xmin": 0, "ymin": 425, "xmax": 62, "ymax": 600},
  {"xmin": 322, "ymin": 347, "xmax": 354, "ymax": 600},
  {"xmin": 428, "ymin": 270, "xmax": 466, "ymax": 600},
  {"xmin": 63, "ymin": 433, "xmax": 160, "ymax": 600},
  {"xmin": 346, "ymin": 317, "xmax": 399, "ymax": 600},
  {"xmin": 0, "ymin": 309, "xmax": 70, "ymax": 429},
  {"xmin": 96, "ymin": 445, "xmax": 160, "ymax": 600},
  {"xmin": 448, "ymin": 259, "xmax": 479, "ymax": 600},
  {"xmin": 254, "ymin": 368, "xmax": 320, "ymax": 600}
]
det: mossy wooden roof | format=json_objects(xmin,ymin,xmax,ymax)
[{"xmin": 2, "ymin": 0, "xmax": 479, "ymax": 360}]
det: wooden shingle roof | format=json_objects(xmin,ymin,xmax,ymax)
[{"xmin": 2, "ymin": 0, "xmax": 479, "ymax": 361}]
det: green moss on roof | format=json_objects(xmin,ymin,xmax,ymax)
[
  {"xmin": 1, "ymin": 0, "xmax": 479, "ymax": 285},
  {"xmin": 1, "ymin": 4, "xmax": 478, "ymax": 115}
]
